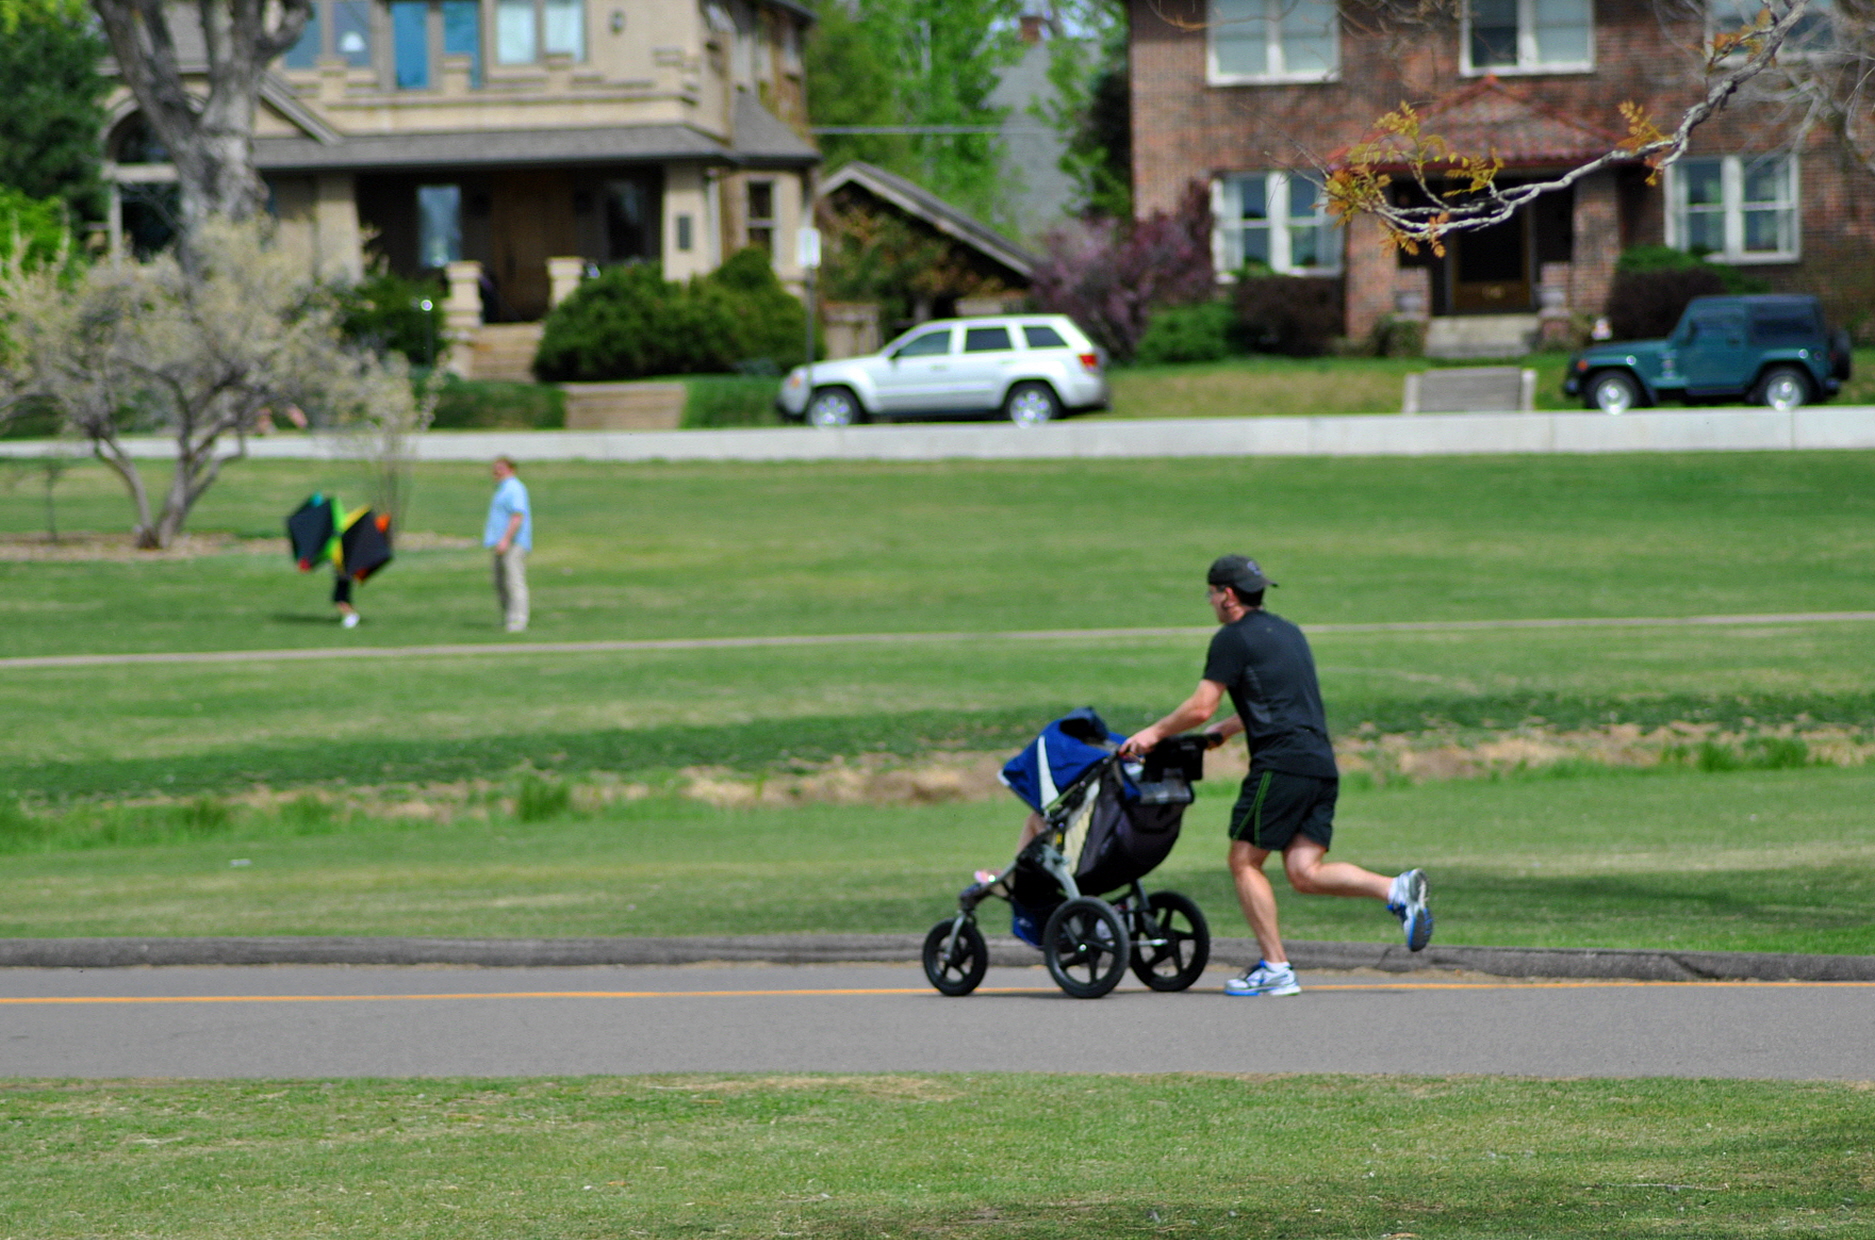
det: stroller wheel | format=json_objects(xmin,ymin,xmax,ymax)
[
  {"xmin": 922, "ymin": 919, "xmax": 989, "ymax": 996},
  {"xmin": 1042, "ymin": 897, "xmax": 1131, "ymax": 999},
  {"xmin": 1129, "ymin": 891, "xmax": 1211, "ymax": 992}
]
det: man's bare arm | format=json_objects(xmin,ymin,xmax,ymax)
[{"xmin": 1120, "ymin": 680, "xmax": 1231, "ymax": 757}]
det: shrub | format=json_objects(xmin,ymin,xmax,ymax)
[
  {"xmin": 423, "ymin": 373, "xmax": 565, "ymax": 429},
  {"xmin": 1234, "ymin": 275, "xmax": 1345, "ymax": 357},
  {"xmin": 683, "ymin": 375, "xmax": 783, "ymax": 428},
  {"xmin": 533, "ymin": 250, "xmax": 806, "ymax": 382},
  {"xmin": 1605, "ymin": 246, "xmax": 1772, "ymax": 341},
  {"xmin": 515, "ymin": 775, "xmax": 571, "ymax": 822},
  {"xmin": 1136, "ymin": 301, "xmax": 1235, "ymax": 364},
  {"xmin": 1031, "ymin": 180, "xmax": 1215, "ymax": 363},
  {"xmin": 336, "ymin": 267, "xmax": 446, "ymax": 363},
  {"xmin": 0, "ymin": 187, "xmax": 73, "ymax": 271}
]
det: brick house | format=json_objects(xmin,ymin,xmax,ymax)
[
  {"xmin": 1130, "ymin": 0, "xmax": 1875, "ymax": 354},
  {"xmin": 103, "ymin": 0, "xmax": 818, "ymax": 374}
]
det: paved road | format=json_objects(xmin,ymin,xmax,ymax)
[
  {"xmin": 4, "ymin": 964, "xmax": 1870, "ymax": 1079},
  {"xmin": 4, "ymin": 611, "xmax": 1871, "ymax": 671}
]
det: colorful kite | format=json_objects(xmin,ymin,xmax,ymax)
[{"xmin": 286, "ymin": 494, "xmax": 393, "ymax": 582}]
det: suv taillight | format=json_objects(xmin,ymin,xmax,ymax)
[{"xmin": 1078, "ymin": 352, "xmax": 1101, "ymax": 373}]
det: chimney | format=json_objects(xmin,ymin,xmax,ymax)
[{"xmin": 1019, "ymin": 14, "xmax": 1045, "ymax": 43}]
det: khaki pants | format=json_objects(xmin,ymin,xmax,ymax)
[{"xmin": 493, "ymin": 546, "xmax": 529, "ymax": 631}]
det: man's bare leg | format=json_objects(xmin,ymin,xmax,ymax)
[
  {"xmin": 1228, "ymin": 840, "xmax": 1286, "ymax": 963},
  {"xmin": 1281, "ymin": 837, "xmax": 1391, "ymax": 900}
]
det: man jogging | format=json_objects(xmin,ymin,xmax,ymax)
[{"xmin": 1120, "ymin": 555, "xmax": 1432, "ymax": 997}]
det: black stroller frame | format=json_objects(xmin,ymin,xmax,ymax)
[{"xmin": 922, "ymin": 735, "xmax": 1213, "ymax": 999}]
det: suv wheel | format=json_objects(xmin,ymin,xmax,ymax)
[
  {"xmin": 1754, "ymin": 365, "xmax": 1811, "ymax": 412},
  {"xmin": 1588, "ymin": 370, "xmax": 1641, "ymax": 415},
  {"xmin": 805, "ymin": 387, "xmax": 864, "ymax": 428},
  {"xmin": 1004, "ymin": 382, "xmax": 1060, "ymax": 427}
]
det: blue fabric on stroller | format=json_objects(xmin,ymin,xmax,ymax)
[{"xmin": 998, "ymin": 706, "xmax": 1127, "ymax": 812}]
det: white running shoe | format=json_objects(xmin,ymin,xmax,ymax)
[
  {"xmin": 341, "ymin": 613, "xmax": 360, "ymax": 629},
  {"xmin": 1388, "ymin": 869, "xmax": 1433, "ymax": 952},
  {"xmin": 1224, "ymin": 960, "xmax": 1300, "ymax": 997}
]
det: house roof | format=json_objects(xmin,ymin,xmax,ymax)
[
  {"xmin": 817, "ymin": 161, "xmax": 1037, "ymax": 279},
  {"xmin": 253, "ymin": 93, "xmax": 816, "ymax": 173},
  {"xmin": 1333, "ymin": 76, "xmax": 1630, "ymax": 170}
]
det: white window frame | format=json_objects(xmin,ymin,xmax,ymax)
[
  {"xmin": 1206, "ymin": 0, "xmax": 1340, "ymax": 85},
  {"xmin": 1460, "ymin": 0, "xmax": 1595, "ymax": 76},
  {"xmin": 1665, "ymin": 153, "xmax": 1801, "ymax": 265},
  {"xmin": 1211, "ymin": 172, "xmax": 1343, "ymax": 275}
]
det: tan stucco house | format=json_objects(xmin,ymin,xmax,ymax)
[{"xmin": 103, "ymin": 0, "xmax": 819, "ymax": 356}]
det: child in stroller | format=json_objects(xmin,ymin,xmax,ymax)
[{"xmin": 922, "ymin": 708, "xmax": 1214, "ymax": 999}]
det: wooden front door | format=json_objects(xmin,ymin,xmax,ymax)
[
  {"xmin": 1449, "ymin": 209, "xmax": 1533, "ymax": 314},
  {"xmin": 489, "ymin": 170, "xmax": 575, "ymax": 321}
]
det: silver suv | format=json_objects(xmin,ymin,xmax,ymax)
[{"xmin": 776, "ymin": 314, "xmax": 1110, "ymax": 427}]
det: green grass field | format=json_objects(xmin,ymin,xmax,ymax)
[
  {"xmin": 3, "ymin": 452, "xmax": 1873, "ymax": 954},
  {"xmin": 3, "ymin": 1074, "xmax": 1869, "ymax": 1238}
]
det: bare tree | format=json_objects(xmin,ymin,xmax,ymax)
[
  {"xmin": 88, "ymin": 0, "xmax": 312, "ymax": 238},
  {"xmin": 0, "ymin": 218, "xmax": 424, "ymax": 548}
]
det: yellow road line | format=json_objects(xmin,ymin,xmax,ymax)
[{"xmin": 2, "ymin": 979, "xmax": 1873, "ymax": 1005}]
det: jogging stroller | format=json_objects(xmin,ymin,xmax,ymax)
[{"xmin": 922, "ymin": 708, "xmax": 1212, "ymax": 999}]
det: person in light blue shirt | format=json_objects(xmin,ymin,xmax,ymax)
[{"xmin": 484, "ymin": 456, "xmax": 532, "ymax": 632}]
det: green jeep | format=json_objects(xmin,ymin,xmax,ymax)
[{"xmin": 1564, "ymin": 294, "xmax": 1852, "ymax": 414}]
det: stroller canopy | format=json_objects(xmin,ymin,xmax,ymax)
[{"xmin": 1000, "ymin": 708, "xmax": 1123, "ymax": 812}]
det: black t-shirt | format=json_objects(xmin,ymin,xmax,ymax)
[{"xmin": 1202, "ymin": 609, "xmax": 1338, "ymax": 778}]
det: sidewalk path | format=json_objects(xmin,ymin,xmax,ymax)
[
  {"xmin": 4, "ymin": 611, "xmax": 1871, "ymax": 671},
  {"xmin": 3, "ymin": 405, "xmax": 1873, "ymax": 464},
  {"xmin": 5, "ymin": 961, "xmax": 1870, "ymax": 1079}
]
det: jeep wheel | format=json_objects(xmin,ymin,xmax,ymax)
[
  {"xmin": 1588, "ymin": 370, "xmax": 1641, "ymax": 416},
  {"xmin": 1754, "ymin": 365, "xmax": 1811, "ymax": 413},
  {"xmin": 805, "ymin": 387, "xmax": 864, "ymax": 428}
]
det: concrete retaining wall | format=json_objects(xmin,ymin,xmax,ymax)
[{"xmin": 5, "ymin": 406, "xmax": 1873, "ymax": 463}]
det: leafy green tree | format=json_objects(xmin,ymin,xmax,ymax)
[
  {"xmin": 1033, "ymin": 0, "xmax": 1130, "ymax": 220},
  {"xmin": 0, "ymin": 187, "xmax": 75, "ymax": 269},
  {"xmin": 806, "ymin": 0, "xmax": 1024, "ymax": 225},
  {"xmin": 0, "ymin": 2, "xmax": 108, "ymax": 223},
  {"xmin": 803, "ymin": 1, "xmax": 916, "ymax": 180}
]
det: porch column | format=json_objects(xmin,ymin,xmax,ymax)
[
  {"xmin": 1344, "ymin": 212, "xmax": 1397, "ymax": 345},
  {"xmin": 662, "ymin": 163, "xmax": 712, "ymax": 281},
  {"xmin": 547, "ymin": 257, "xmax": 585, "ymax": 308},
  {"xmin": 313, "ymin": 174, "xmax": 364, "ymax": 282},
  {"xmin": 1569, "ymin": 171, "xmax": 1620, "ymax": 322},
  {"xmin": 442, "ymin": 260, "xmax": 484, "ymax": 378}
]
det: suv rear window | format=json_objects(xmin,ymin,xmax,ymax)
[
  {"xmin": 964, "ymin": 326, "xmax": 1013, "ymax": 352},
  {"xmin": 1023, "ymin": 325, "xmax": 1068, "ymax": 349},
  {"xmin": 1749, "ymin": 310, "xmax": 1820, "ymax": 346}
]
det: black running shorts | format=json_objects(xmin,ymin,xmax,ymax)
[{"xmin": 1228, "ymin": 770, "xmax": 1336, "ymax": 852}]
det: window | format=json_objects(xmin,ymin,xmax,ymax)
[
  {"xmin": 675, "ymin": 214, "xmax": 694, "ymax": 252},
  {"xmin": 1463, "ymin": 0, "xmax": 1592, "ymax": 73},
  {"xmin": 418, "ymin": 184, "xmax": 462, "ymax": 268},
  {"xmin": 497, "ymin": 0, "xmax": 584, "ymax": 63},
  {"xmin": 334, "ymin": 0, "xmax": 372, "ymax": 65},
  {"xmin": 605, "ymin": 178, "xmax": 656, "ymax": 262},
  {"xmin": 1667, "ymin": 154, "xmax": 1799, "ymax": 263},
  {"xmin": 392, "ymin": 1, "xmax": 430, "ymax": 88},
  {"xmin": 1749, "ymin": 307, "xmax": 1821, "ymax": 346},
  {"xmin": 544, "ymin": 0, "xmax": 584, "ymax": 56},
  {"xmin": 964, "ymin": 326, "xmax": 1013, "ymax": 352},
  {"xmin": 1214, "ymin": 172, "xmax": 1341, "ymax": 274},
  {"xmin": 746, "ymin": 181, "xmax": 775, "ymax": 254},
  {"xmin": 1209, "ymin": 0, "xmax": 1339, "ymax": 83},
  {"xmin": 442, "ymin": 0, "xmax": 482, "ymax": 86},
  {"xmin": 894, "ymin": 329, "xmax": 952, "ymax": 358},
  {"xmin": 284, "ymin": 7, "xmax": 321, "ymax": 68},
  {"xmin": 1023, "ymin": 324, "xmax": 1068, "ymax": 349}
]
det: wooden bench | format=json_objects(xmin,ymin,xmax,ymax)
[{"xmin": 1402, "ymin": 366, "xmax": 1537, "ymax": 414}]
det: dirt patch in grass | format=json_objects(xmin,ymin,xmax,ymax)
[{"xmin": 0, "ymin": 531, "xmax": 475, "ymax": 561}]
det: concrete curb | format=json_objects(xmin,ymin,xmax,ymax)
[
  {"xmin": 3, "ymin": 406, "xmax": 1874, "ymax": 463},
  {"xmin": 3, "ymin": 935, "xmax": 1872, "ymax": 982}
]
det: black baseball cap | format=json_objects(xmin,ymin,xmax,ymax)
[{"xmin": 1207, "ymin": 555, "xmax": 1276, "ymax": 593}]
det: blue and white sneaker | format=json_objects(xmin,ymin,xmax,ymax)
[
  {"xmin": 1388, "ymin": 869, "xmax": 1433, "ymax": 952},
  {"xmin": 1223, "ymin": 960, "xmax": 1300, "ymax": 997}
]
